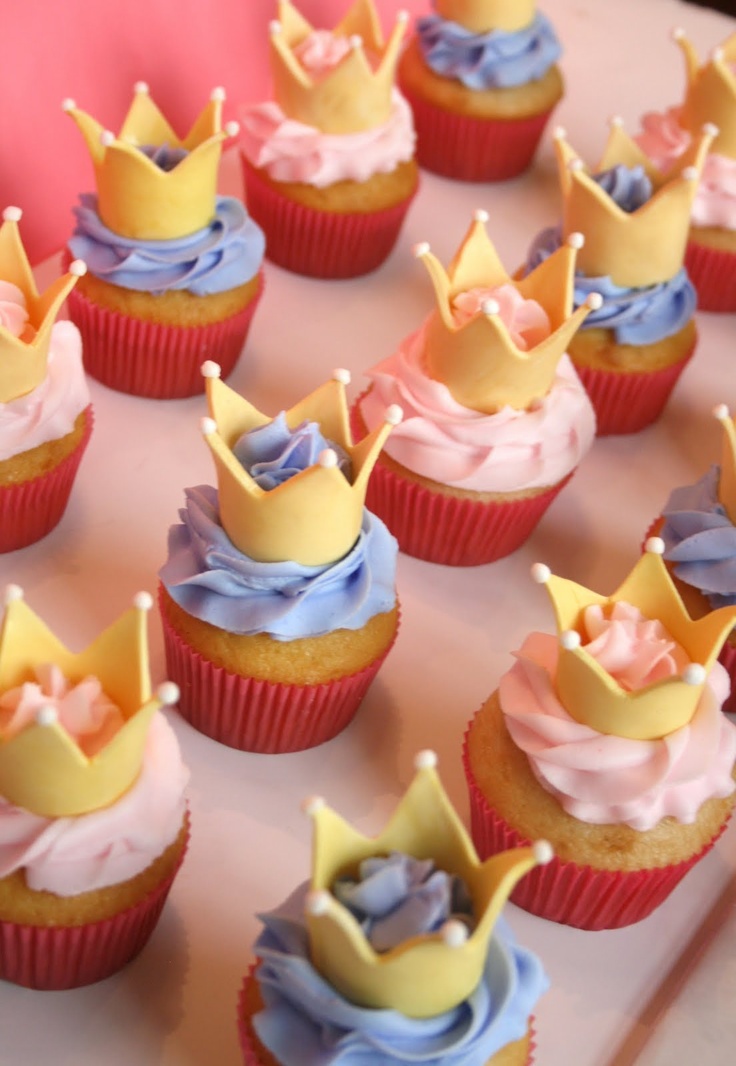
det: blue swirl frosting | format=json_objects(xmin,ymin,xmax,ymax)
[
  {"xmin": 593, "ymin": 164, "xmax": 652, "ymax": 213},
  {"xmin": 660, "ymin": 466, "xmax": 736, "ymax": 607},
  {"xmin": 417, "ymin": 10, "xmax": 561, "ymax": 90},
  {"xmin": 234, "ymin": 414, "xmax": 352, "ymax": 490},
  {"xmin": 68, "ymin": 193, "xmax": 265, "ymax": 297},
  {"xmin": 251, "ymin": 881, "xmax": 548, "ymax": 1066}
]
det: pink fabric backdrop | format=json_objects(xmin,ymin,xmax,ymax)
[{"xmin": 1, "ymin": 0, "xmax": 425, "ymax": 264}]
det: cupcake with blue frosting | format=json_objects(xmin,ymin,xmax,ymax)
[{"xmin": 398, "ymin": 0, "xmax": 563, "ymax": 181}]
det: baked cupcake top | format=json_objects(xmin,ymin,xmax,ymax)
[{"xmin": 0, "ymin": 586, "xmax": 188, "ymax": 895}]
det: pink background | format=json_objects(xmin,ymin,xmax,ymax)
[{"xmin": 0, "ymin": 0, "xmax": 426, "ymax": 264}]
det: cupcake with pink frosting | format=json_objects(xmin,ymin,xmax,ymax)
[
  {"xmin": 0, "ymin": 587, "xmax": 189, "ymax": 989},
  {"xmin": 635, "ymin": 28, "xmax": 736, "ymax": 312},
  {"xmin": 352, "ymin": 210, "xmax": 597, "ymax": 566},
  {"xmin": 464, "ymin": 539, "xmax": 736, "ymax": 929},
  {"xmin": 239, "ymin": 1, "xmax": 418, "ymax": 278}
]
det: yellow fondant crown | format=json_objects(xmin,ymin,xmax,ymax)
[
  {"xmin": 416, "ymin": 210, "xmax": 598, "ymax": 414},
  {"xmin": 303, "ymin": 750, "xmax": 552, "ymax": 1018},
  {"xmin": 714, "ymin": 403, "xmax": 736, "ymax": 525},
  {"xmin": 434, "ymin": 1, "xmax": 536, "ymax": 33},
  {"xmin": 200, "ymin": 362, "xmax": 401, "ymax": 566},
  {"xmin": 553, "ymin": 121, "xmax": 715, "ymax": 287},
  {"xmin": 0, "ymin": 207, "xmax": 86, "ymax": 403},
  {"xmin": 62, "ymin": 82, "xmax": 238, "ymax": 240},
  {"xmin": 531, "ymin": 538, "xmax": 736, "ymax": 741},
  {"xmin": 0, "ymin": 586, "xmax": 179, "ymax": 817},
  {"xmin": 675, "ymin": 28, "xmax": 736, "ymax": 159},
  {"xmin": 269, "ymin": 0, "xmax": 408, "ymax": 134}
]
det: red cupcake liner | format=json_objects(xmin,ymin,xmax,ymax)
[
  {"xmin": 241, "ymin": 158, "xmax": 417, "ymax": 279},
  {"xmin": 0, "ymin": 816, "xmax": 189, "ymax": 990},
  {"xmin": 159, "ymin": 589, "xmax": 399, "ymax": 753},
  {"xmin": 572, "ymin": 337, "xmax": 696, "ymax": 436},
  {"xmin": 66, "ymin": 274, "xmax": 263, "ymax": 399},
  {"xmin": 398, "ymin": 84, "xmax": 554, "ymax": 182},
  {"xmin": 0, "ymin": 404, "xmax": 93, "ymax": 554},
  {"xmin": 685, "ymin": 239, "xmax": 736, "ymax": 313},
  {"xmin": 462, "ymin": 728, "xmax": 729, "ymax": 930}
]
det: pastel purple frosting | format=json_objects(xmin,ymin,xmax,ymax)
[
  {"xmin": 251, "ymin": 873, "xmax": 548, "ymax": 1065},
  {"xmin": 417, "ymin": 8, "xmax": 561, "ymax": 90},
  {"xmin": 660, "ymin": 465, "xmax": 736, "ymax": 608},
  {"xmin": 68, "ymin": 193, "xmax": 265, "ymax": 296}
]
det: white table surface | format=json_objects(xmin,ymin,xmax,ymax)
[{"xmin": 2, "ymin": 1, "xmax": 736, "ymax": 1062}]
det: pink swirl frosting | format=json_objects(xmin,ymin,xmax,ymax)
[
  {"xmin": 293, "ymin": 29, "xmax": 352, "ymax": 75},
  {"xmin": 358, "ymin": 310, "xmax": 595, "ymax": 493},
  {"xmin": 500, "ymin": 605, "xmax": 736, "ymax": 831},
  {"xmin": 239, "ymin": 90, "xmax": 415, "ymax": 187},
  {"xmin": 0, "ymin": 281, "xmax": 35, "ymax": 341},
  {"xmin": 0, "ymin": 320, "xmax": 90, "ymax": 462},
  {"xmin": 0, "ymin": 711, "xmax": 189, "ymax": 896},
  {"xmin": 451, "ymin": 285, "xmax": 551, "ymax": 349}
]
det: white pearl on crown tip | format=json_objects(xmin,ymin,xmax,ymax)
[
  {"xmin": 333, "ymin": 367, "xmax": 351, "ymax": 385},
  {"xmin": 211, "ymin": 86, "xmax": 226, "ymax": 101},
  {"xmin": 530, "ymin": 563, "xmax": 551, "ymax": 584},
  {"xmin": 157, "ymin": 681, "xmax": 180, "ymax": 705},
  {"xmin": 569, "ymin": 158, "xmax": 584, "ymax": 172},
  {"xmin": 69, "ymin": 259, "xmax": 87, "ymax": 277},
  {"xmin": 301, "ymin": 795, "xmax": 326, "ymax": 816},
  {"xmin": 2, "ymin": 206, "xmax": 22, "ymax": 223},
  {"xmin": 134, "ymin": 81, "xmax": 149, "ymax": 94},
  {"xmin": 133, "ymin": 591, "xmax": 153, "ymax": 611},
  {"xmin": 713, "ymin": 403, "xmax": 730, "ymax": 421},
  {"xmin": 4, "ymin": 584, "xmax": 24, "ymax": 604},
  {"xmin": 350, "ymin": 34, "xmax": 363, "ymax": 49},
  {"xmin": 645, "ymin": 536, "xmax": 665, "ymax": 556},
  {"xmin": 552, "ymin": 126, "xmax": 566, "ymax": 140},
  {"xmin": 609, "ymin": 115, "xmax": 624, "ymax": 128},
  {"xmin": 201, "ymin": 416, "xmax": 217, "ymax": 436},
  {"xmin": 318, "ymin": 449, "xmax": 338, "ymax": 469},
  {"xmin": 560, "ymin": 630, "xmax": 581, "ymax": 651},
  {"xmin": 567, "ymin": 232, "xmax": 585, "ymax": 250},
  {"xmin": 413, "ymin": 241, "xmax": 430, "ymax": 258},
  {"xmin": 681, "ymin": 166, "xmax": 698, "ymax": 182},
  {"xmin": 586, "ymin": 293, "xmax": 604, "ymax": 310},
  {"xmin": 533, "ymin": 840, "xmax": 554, "ymax": 865},
  {"xmin": 441, "ymin": 920, "xmax": 468, "ymax": 948},
  {"xmin": 482, "ymin": 298, "xmax": 500, "ymax": 316},
  {"xmin": 397, "ymin": 10, "xmax": 409, "ymax": 22},
  {"xmin": 682, "ymin": 664, "xmax": 706, "ymax": 686},
  {"xmin": 269, "ymin": 20, "xmax": 282, "ymax": 35},
  {"xmin": 703, "ymin": 122, "xmax": 719, "ymax": 138},
  {"xmin": 385, "ymin": 404, "xmax": 403, "ymax": 426},
  {"xmin": 225, "ymin": 121, "xmax": 240, "ymax": 138},
  {"xmin": 100, "ymin": 130, "xmax": 115, "ymax": 147},
  {"xmin": 36, "ymin": 706, "xmax": 58, "ymax": 728},
  {"xmin": 712, "ymin": 46, "xmax": 724, "ymax": 62},
  {"xmin": 201, "ymin": 360, "xmax": 222, "ymax": 379},
  {"xmin": 414, "ymin": 750, "xmax": 438, "ymax": 770},
  {"xmin": 61, "ymin": 97, "xmax": 76, "ymax": 112},
  {"xmin": 305, "ymin": 890, "xmax": 331, "ymax": 917},
  {"xmin": 474, "ymin": 208, "xmax": 489, "ymax": 223},
  {"xmin": 671, "ymin": 26, "xmax": 685, "ymax": 41}
]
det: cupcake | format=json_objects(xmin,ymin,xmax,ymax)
[
  {"xmin": 352, "ymin": 210, "xmax": 597, "ymax": 567},
  {"xmin": 0, "ymin": 585, "xmax": 189, "ymax": 989},
  {"xmin": 523, "ymin": 121, "xmax": 713, "ymax": 436},
  {"xmin": 239, "ymin": 0, "xmax": 418, "ymax": 279},
  {"xmin": 653, "ymin": 404, "xmax": 736, "ymax": 713},
  {"xmin": 63, "ymin": 82, "xmax": 265, "ymax": 399},
  {"xmin": 398, "ymin": 0, "xmax": 563, "ymax": 181},
  {"xmin": 239, "ymin": 750, "xmax": 551, "ymax": 1065},
  {"xmin": 0, "ymin": 207, "xmax": 92, "ymax": 553},
  {"xmin": 158, "ymin": 363, "xmax": 400, "ymax": 754},
  {"xmin": 635, "ymin": 29, "xmax": 736, "ymax": 312},
  {"xmin": 464, "ymin": 538, "xmax": 736, "ymax": 930}
]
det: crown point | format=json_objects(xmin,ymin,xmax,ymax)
[
  {"xmin": 36, "ymin": 705, "xmax": 58, "ymax": 728},
  {"xmin": 533, "ymin": 840, "xmax": 554, "ymax": 865},
  {"xmin": 413, "ymin": 241, "xmax": 430, "ymax": 258},
  {"xmin": 441, "ymin": 920, "xmax": 468, "ymax": 948},
  {"xmin": 305, "ymin": 889, "xmax": 331, "ymax": 917},
  {"xmin": 713, "ymin": 403, "xmax": 730, "ymax": 422},
  {"xmin": 201, "ymin": 360, "xmax": 222, "ymax": 379},
  {"xmin": 333, "ymin": 367, "xmax": 351, "ymax": 385},
  {"xmin": 681, "ymin": 166, "xmax": 699, "ymax": 182},
  {"xmin": 157, "ymin": 681, "xmax": 180, "ymax": 705},
  {"xmin": 134, "ymin": 81, "xmax": 149, "ymax": 94},
  {"xmin": 682, "ymin": 664, "xmax": 707, "ymax": 686},
  {"xmin": 531, "ymin": 562, "xmax": 551, "ymax": 584},
  {"xmin": 473, "ymin": 208, "xmax": 489, "ymax": 223},
  {"xmin": 553, "ymin": 125, "xmax": 566, "ymax": 141},
  {"xmin": 211, "ymin": 86, "xmax": 226, "ymax": 101},
  {"xmin": 69, "ymin": 258, "xmax": 87, "ymax": 277},
  {"xmin": 2, "ymin": 206, "xmax": 22, "ymax": 223},
  {"xmin": 586, "ymin": 292, "xmax": 604, "ymax": 310},
  {"xmin": 609, "ymin": 114, "xmax": 624, "ymax": 129},
  {"xmin": 301, "ymin": 795, "xmax": 326, "ymax": 817},
  {"xmin": 567, "ymin": 231, "xmax": 585, "ymax": 250},
  {"xmin": 645, "ymin": 536, "xmax": 665, "ymax": 556},
  {"xmin": 133, "ymin": 591, "xmax": 153, "ymax": 611},
  {"xmin": 318, "ymin": 448, "xmax": 339, "ymax": 469},
  {"xmin": 225, "ymin": 120, "xmax": 240, "ymax": 138},
  {"xmin": 3, "ymin": 584, "xmax": 24, "ymax": 605},
  {"xmin": 201, "ymin": 416, "xmax": 218, "ymax": 436},
  {"xmin": 61, "ymin": 97, "xmax": 76, "ymax": 112},
  {"xmin": 384, "ymin": 403, "xmax": 403, "ymax": 426},
  {"xmin": 414, "ymin": 749, "xmax": 438, "ymax": 770},
  {"xmin": 703, "ymin": 122, "xmax": 720, "ymax": 138},
  {"xmin": 560, "ymin": 629, "xmax": 582, "ymax": 650},
  {"xmin": 100, "ymin": 130, "xmax": 116, "ymax": 147}
]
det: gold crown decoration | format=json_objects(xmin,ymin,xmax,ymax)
[
  {"xmin": 674, "ymin": 28, "xmax": 736, "ymax": 159},
  {"xmin": 553, "ymin": 120, "xmax": 715, "ymax": 288},
  {"xmin": 269, "ymin": 0, "xmax": 409, "ymax": 134},
  {"xmin": 416, "ymin": 209, "xmax": 599, "ymax": 414},
  {"xmin": 0, "ymin": 586, "xmax": 179, "ymax": 817},
  {"xmin": 530, "ymin": 538, "xmax": 736, "ymax": 741},
  {"xmin": 434, "ymin": 1, "xmax": 536, "ymax": 34},
  {"xmin": 303, "ymin": 750, "xmax": 552, "ymax": 1017},
  {"xmin": 0, "ymin": 207, "xmax": 86, "ymax": 404},
  {"xmin": 62, "ymin": 82, "xmax": 239, "ymax": 241},
  {"xmin": 200, "ymin": 362, "xmax": 402, "ymax": 567},
  {"xmin": 714, "ymin": 403, "xmax": 736, "ymax": 524}
]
